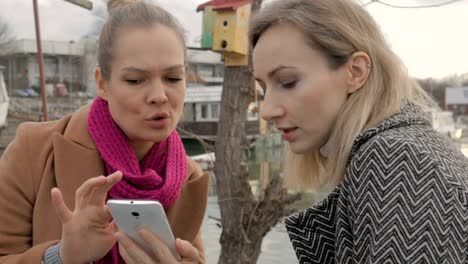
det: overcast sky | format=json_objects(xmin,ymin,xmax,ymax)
[{"xmin": 0, "ymin": 0, "xmax": 467, "ymax": 79}]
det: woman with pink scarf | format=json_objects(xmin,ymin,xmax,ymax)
[{"xmin": 0, "ymin": 0, "xmax": 209, "ymax": 263}]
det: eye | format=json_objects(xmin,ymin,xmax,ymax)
[
  {"xmin": 281, "ymin": 80, "xmax": 297, "ymax": 89},
  {"xmin": 165, "ymin": 76, "xmax": 183, "ymax": 83},
  {"xmin": 126, "ymin": 79, "xmax": 144, "ymax": 85}
]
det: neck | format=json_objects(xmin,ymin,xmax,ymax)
[
  {"xmin": 130, "ymin": 140, "xmax": 154, "ymax": 161},
  {"xmin": 320, "ymin": 136, "xmax": 334, "ymax": 158}
]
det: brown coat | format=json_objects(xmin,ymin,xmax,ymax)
[{"xmin": 0, "ymin": 105, "xmax": 209, "ymax": 264}]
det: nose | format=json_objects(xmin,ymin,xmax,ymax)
[
  {"xmin": 260, "ymin": 89, "xmax": 284, "ymax": 122},
  {"xmin": 147, "ymin": 79, "xmax": 168, "ymax": 105}
]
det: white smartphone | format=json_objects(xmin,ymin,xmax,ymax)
[{"xmin": 107, "ymin": 199, "xmax": 180, "ymax": 260}]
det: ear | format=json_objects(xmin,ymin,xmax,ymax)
[
  {"xmin": 345, "ymin": 51, "xmax": 371, "ymax": 94},
  {"xmin": 95, "ymin": 67, "xmax": 108, "ymax": 100}
]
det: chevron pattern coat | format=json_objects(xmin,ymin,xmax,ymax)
[{"xmin": 285, "ymin": 104, "xmax": 468, "ymax": 263}]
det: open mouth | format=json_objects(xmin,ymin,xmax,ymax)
[
  {"xmin": 281, "ymin": 127, "xmax": 298, "ymax": 133},
  {"xmin": 146, "ymin": 115, "xmax": 169, "ymax": 129},
  {"xmin": 147, "ymin": 112, "xmax": 169, "ymax": 121},
  {"xmin": 280, "ymin": 127, "xmax": 298, "ymax": 141}
]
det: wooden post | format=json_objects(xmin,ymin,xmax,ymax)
[{"xmin": 32, "ymin": 0, "xmax": 48, "ymax": 121}]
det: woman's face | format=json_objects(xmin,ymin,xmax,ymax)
[
  {"xmin": 253, "ymin": 23, "xmax": 350, "ymax": 154},
  {"xmin": 96, "ymin": 25, "xmax": 185, "ymax": 149}
]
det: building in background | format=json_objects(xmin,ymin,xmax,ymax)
[
  {"xmin": 445, "ymin": 87, "xmax": 468, "ymax": 116},
  {"xmin": 0, "ymin": 39, "xmax": 91, "ymax": 96},
  {"xmin": 180, "ymin": 84, "xmax": 260, "ymax": 141},
  {"xmin": 180, "ymin": 48, "xmax": 260, "ymax": 155}
]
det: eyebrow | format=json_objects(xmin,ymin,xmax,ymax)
[
  {"xmin": 255, "ymin": 65, "xmax": 297, "ymax": 82},
  {"xmin": 121, "ymin": 64, "xmax": 185, "ymax": 73}
]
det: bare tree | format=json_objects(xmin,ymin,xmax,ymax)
[
  {"xmin": 0, "ymin": 16, "xmax": 15, "ymax": 54},
  {"xmin": 418, "ymin": 72, "xmax": 468, "ymax": 109},
  {"xmin": 214, "ymin": 1, "xmax": 301, "ymax": 263}
]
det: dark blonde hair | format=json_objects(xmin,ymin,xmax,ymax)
[
  {"xmin": 98, "ymin": 0, "xmax": 186, "ymax": 80},
  {"xmin": 250, "ymin": 0, "xmax": 435, "ymax": 191}
]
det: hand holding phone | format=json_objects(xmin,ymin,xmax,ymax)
[
  {"xmin": 107, "ymin": 199, "xmax": 180, "ymax": 260},
  {"xmin": 51, "ymin": 172, "xmax": 123, "ymax": 264}
]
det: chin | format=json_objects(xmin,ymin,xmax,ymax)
[
  {"xmin": 130, "ymin": 129, "xmax": 172, "ymax": 143},
  {"xmin": 288, "ymin": 144, "xmax": 309, "ymax": 154},
  {"xmin": 288, "ymin": 141, "xmax": 319, "ymax": 154},
  {"xmin": 148, "ymin": 131, "xmax": 172, "ymax": 142},
  {"xmin": 155, "ymin": 127, "xmax": 178, "ymax": 140}
]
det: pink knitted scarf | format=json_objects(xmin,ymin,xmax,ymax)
[{"xmin": 87, "ymin": 97, "xmax": 187, "ymax": 264}]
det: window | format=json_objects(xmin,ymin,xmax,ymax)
[
  {"xmin": 196, "ymin": 103, "xmax": 220, "ymax": 121},
  {"xmin": 201, "ymin": 104, "xmax": 208, "ymax": 119},
  {"xmin": 211, "ymin": 103, "xmax": 220, "ymax": 119},
  {"xmin": 197, "ymin": 64, "xmax": 215, "ymax": 78}
]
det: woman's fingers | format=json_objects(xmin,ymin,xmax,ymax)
[
  {"xmin": 118, "ymin": 243, "xmax": 133, "ymax": 263},
  {"xmin": 109, "ymin": 220, "xmax": 118, "ymax": 232},
  {"xmin": 116, "ymin": 232, "xmax": 154, "ymax": 263},
  {"xmin": 116, "ymin": 229, "xmax": 198, "ymax": 263},
  {"xmin": 107, "ymin": 170, "xmax": 123, "ymax": 183},
  {"xmin": 51, "ymin": 188, "xmax": 72, "ymax": 223},
  {"xmin": 138, "ymin": 228, "xmax": 174, "ymax": 261},
  {"xmin": 75, "ymin": 176, "xmax": 106, "ymax": 210},
  {"xmin": 88, "ymin": 171, "xmax": 123, "ymax": 206},
  {"xmin": 175, "ymin": 238, "xmax": 199, "ymax": 262}
]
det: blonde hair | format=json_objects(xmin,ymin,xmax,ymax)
[
  {"xmin": 99, "ymin": 0, "xmax": 186, "ymax": 80},
  {"xmin": 250, "ymin": 0, "xmax": 436, "ymax": 191}
]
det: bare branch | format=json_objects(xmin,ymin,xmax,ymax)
[
  {"xmin": 0, "ymin": 16, "xmax": 15, "ymax": 54},
  {"xmin": 176, "ymin": 127, "xmax": 214, "ymax": 153},
  {"xmin": 370, "ymin": 0, "xmax": 464, "ymax": 8},
  {"xmin": 208, "ymin": 215, "xmax": 222, "ymax": 223}
]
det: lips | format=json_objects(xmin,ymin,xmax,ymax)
[
  {"xmin": 281, "ymin": 128, "xmax": 296, "ymax": 133},
  {"xmin": 278, "ymin": 127, "xmax": 298, "ymax": 141},
  {"xmin": 147, "ymin": 112, "xmax": 169, "ymax": 121},
  {"xmin": 145, "ymin": 112, "xmax": 170, "ymax": 129},
  {"xmin": 277, "ymin": 126, "xmax": 298, "ymax": 132}
]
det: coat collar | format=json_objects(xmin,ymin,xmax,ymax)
[
  {"xmin": 52, "ymin": 104, "xmax": 105, "ymax": 209},
  {"xmin": 348, "ymin": 102, "xmax": 430, "ymax": 163},
  {"xmin": 62, "ymin": 103, "xmax": 96, "ymax": 150}
]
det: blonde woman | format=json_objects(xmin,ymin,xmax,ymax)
[
  {"xmin": 0, "ymin": 0, "xmax": 208, "ymax": 263},
  {"xmin": 250, "ymin": 0, "xmax": 468, "ymax": 263}
]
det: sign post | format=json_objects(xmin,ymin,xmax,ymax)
[{"xmin": 64, "ymin": 0, "xmax": 93, "ymax": 10}]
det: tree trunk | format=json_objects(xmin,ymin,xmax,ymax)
[{"xmin": 214, "ymin": 1, "xmax": 301, "ymax": 263}]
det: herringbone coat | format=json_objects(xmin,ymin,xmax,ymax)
[{"xmin": 286, "ymin": 104, "xmax": 468, "ymax": 263}]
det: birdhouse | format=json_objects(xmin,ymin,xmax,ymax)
[
  {"xmin": 197, "ymin": 0, "xmax": 252, "ymax": 55},
  {"xmin": 199, "ymin": 6, "xmax": 216, "ymax": 49}
]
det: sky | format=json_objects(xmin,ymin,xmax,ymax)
[{"xmin": 0, "ymin": 0, "xmax": 467, "ymax": 79}]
